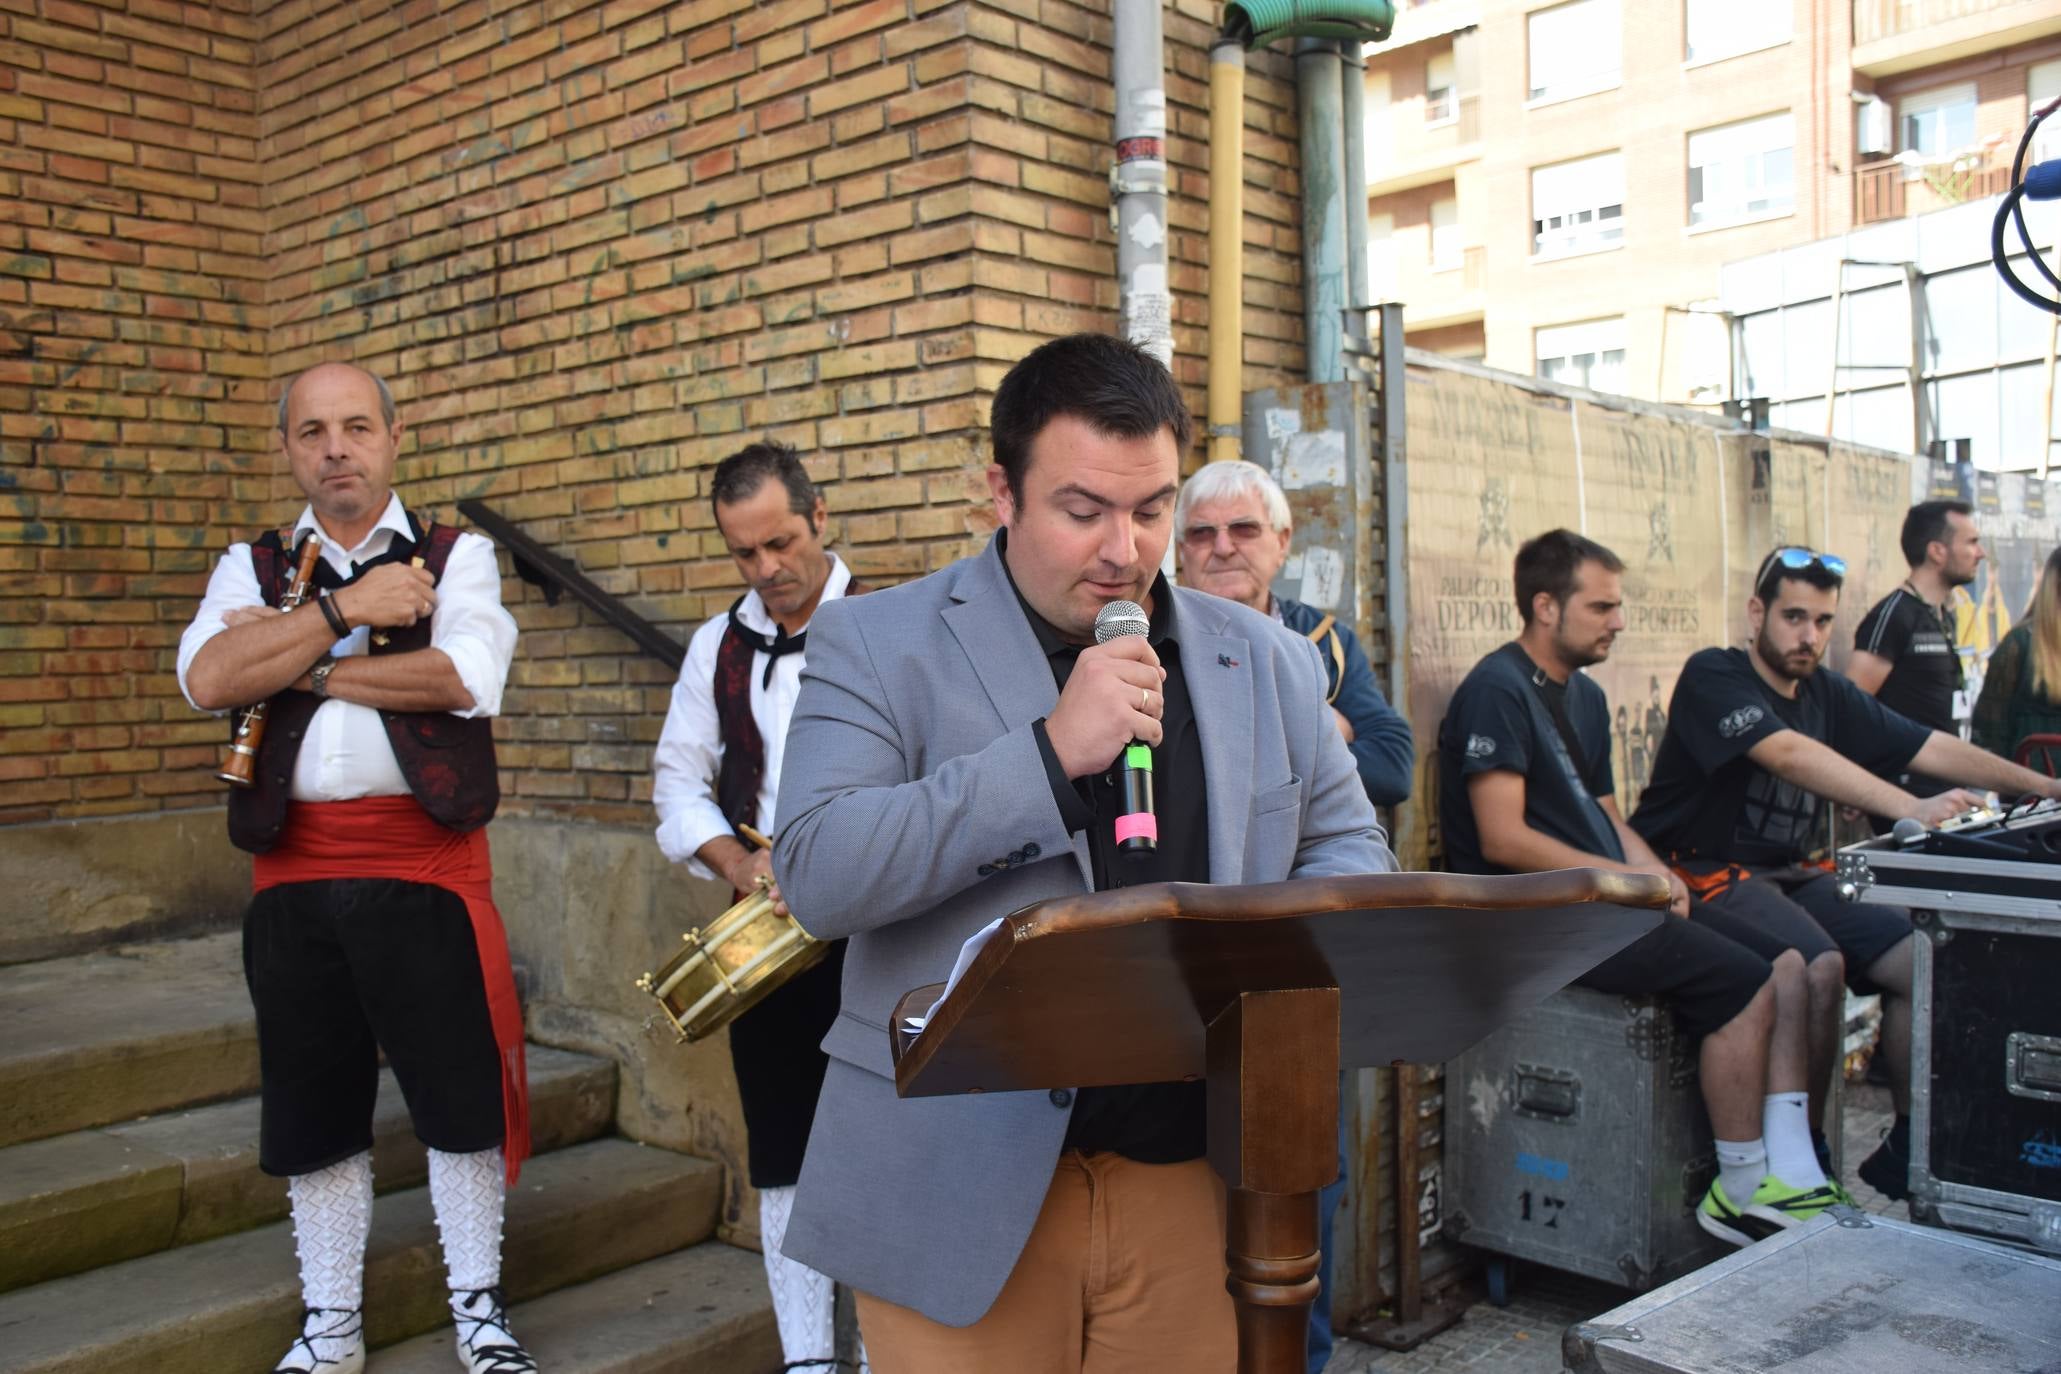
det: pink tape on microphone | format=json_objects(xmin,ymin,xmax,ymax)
[{"xmin": 1114, "ymin": 812, "xmax": 1158, "ymax": 844}]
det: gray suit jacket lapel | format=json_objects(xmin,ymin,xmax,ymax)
[
  {"xmin": 940, "ymin": 539, "xmax": 1093, "ymax": 887},
  {"xmin": 1174, "ymin": 589, "xmax": 1254, "ymax": 886}
]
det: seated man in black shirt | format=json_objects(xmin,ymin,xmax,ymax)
[
  {"xmin": 1629, "ymin": 546, "xmax": 2061, "ymax": 1201},
  {"xmin": 1849, "ymin": 499, "xmax": 1982, "ymax": 809},
  {"xmin": 1437, "ymin": 530, "xmax": 1831, "ymax": 1244}
]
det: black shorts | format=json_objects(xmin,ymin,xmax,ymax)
[
  {"xmin": 1699, "ymin": 869, "xmax": 1912, "ymax": 992},
  {"xmin": 243, "ymin": 877, "xmax": 505, "ymax": 1177},
  {"xmin": 1574, "ymin": 903, "xmax": 1773, "ymax": 1041}
]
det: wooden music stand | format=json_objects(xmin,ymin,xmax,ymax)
[{"xmin": 890, "ymin": 868, "xmax": 1669, "ymax": 1374}]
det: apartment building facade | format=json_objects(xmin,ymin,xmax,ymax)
[{"xmin": 1364, "ymin": 0, "xmax": 2061, "ymax": 404}]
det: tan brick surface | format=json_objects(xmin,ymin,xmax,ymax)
[{"xmin": 2, "ymin": 0, "xmax": 1307, "ymax": 822}]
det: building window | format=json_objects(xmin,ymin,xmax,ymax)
[
  {"xmin": 1528, "ymin": 0, "xmax": 1620, "ymax": 105},
  {"xmin": 1898, "ymin": 83, "xmax": 1976, "ymax": 158},
  {"xmin": 1430, "ymin": 196, "xmax": 1461, "ymax": 271},
  {"xmin": 1684, "ymin": 0, "xmax": 1788, "ymax": 65},
  {"xmin": 1688, "ymin": 113, "xmax": 1794, "ymax": 227},
  {"xmin": 1532, "ymin": 152, "xmax": 1624, "ymax": 259},
  {"xmin": 1536, "ymin": 317, "xmax": 1627, "ymax": 394},
  {"xmin": 2033, "ymin": 62, "xmax": 2061, "ymax": 164},
  {"xmin": 1426, "ymin": 51, "xmax": 1456, "ymax": 124},
  {"xmin": 1368, "ymin": 212, "xmax": 1396, "ymax": 303}
]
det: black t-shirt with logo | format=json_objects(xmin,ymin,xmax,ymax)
[
  {"xmin": 1437, "ymin": 643, "xmax": 1625, "ymax": 873},
  {"xmin": 1628, "ymin": 646, "xmax": 1931, "ymax": 867},
  {"xmin": 1853, "ymin": 586, "xmax": 1961, "ymax": 734}
]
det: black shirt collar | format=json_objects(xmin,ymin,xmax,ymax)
[{"xmin": 995, "ymin": 528, "xmax": 1179, "ymax": 660}]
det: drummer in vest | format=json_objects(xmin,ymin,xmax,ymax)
[
  {"xmin": 178, "ymin": 362, "xmax": 529, "ymax": 1374},
  {"xmin": 651, "ymin": 439, "xmax": 867, "ymax": 1374}
]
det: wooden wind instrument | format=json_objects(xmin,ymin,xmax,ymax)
[{"xmin": 216, "ymin": 534, "xmax": 324, "ymax": 788}]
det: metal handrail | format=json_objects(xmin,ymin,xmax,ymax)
[{"xmin": 457, "ymin": 498, "xmax": 686, "ymax": 672}]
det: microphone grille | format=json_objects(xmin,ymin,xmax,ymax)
[{"xmin": 1093, "ymin": 599, "xmax": 1150, "ymax": 644}]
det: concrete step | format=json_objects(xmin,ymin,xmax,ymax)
[
  {"xmin": 0, "ymin": 932, "xmax": 255, "ymax": 1149},
  {"xmin": 375, "ymin": 1244, "xmax": 781, "ymax": 1374},
  {"xmin": 0, "ymin": 1046, "xmax": 617, "ymax": 1293},
  {"xmin": 0, "ymin": 1136, "xmax": 723, "ymax": 1374}
]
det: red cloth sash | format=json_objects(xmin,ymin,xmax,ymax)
[{"xmin": 251, "ymin": 795, "xmax": 530, "ymax": 1184}]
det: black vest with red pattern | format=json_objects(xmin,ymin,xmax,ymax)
[
  {"xmin": 226, "ymin": 515, "xmax": 500, "ymax": 854},
  {"xmin": 711, "ymin": 574, "xmax": 867, "ymax": 843}
]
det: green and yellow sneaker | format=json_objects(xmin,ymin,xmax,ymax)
[{"xmin": 1696, "ymin": 1175, "xmax": 1839, "ymax": 1247}]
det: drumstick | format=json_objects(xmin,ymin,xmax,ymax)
[{"xmin": 738, "ymin": 823, "xmax": 774, "ymax": 851}]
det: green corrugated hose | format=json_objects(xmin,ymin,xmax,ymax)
[{"xmin": 1222, "ymin": 0, "xmax": 1395, "ymax": 48}]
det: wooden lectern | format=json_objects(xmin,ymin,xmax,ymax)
[{"xmin": 890, "ymin": 868, "xmax": 1669, "ymax": 1374}]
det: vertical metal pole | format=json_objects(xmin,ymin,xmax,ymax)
[
  {"xmin": 1208, "ymin": 38, "xmax": 1247, "ymax": 463},
  {"xmin": 1379, "ymin": 302, "xmax": 1408, "ymax": 714},
  {"xmin": 1112, "ymin": 0, "xmax": 1171, "ymax": 368},
  {"xmin": 1906, "ymin": 264, "xmax": 1928, "ymax": 457},
  {"xmin": 1297, "ymin": 38, "xmax": 1347, "ymax": 384},
  {"xmin": 2041, "ymin": 309, "xmax": 2058, "ymax": 481},
  {"xmin": 1339, "ymin": 42, "xmax": 1370, "ymax": 320},
  {"xmin": 1822, "ymin": 260, "xmax": 1845, "ymax": 438}
]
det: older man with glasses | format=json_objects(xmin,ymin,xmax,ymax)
[
  {"xmin": 1629, "ymin": 546, "xmax": 2061, "ymax": 1202},
  {"xmin": 1174, "ymin": 459, "xmax": 1413, "ymax": 810},
  {"xmin": 1173, "ymin": 459, "xmax": 1411, "ymax": 1374}
]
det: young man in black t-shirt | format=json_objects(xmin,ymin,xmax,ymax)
[
  {"xmin": 1630, "ymin": 546, "xmax": 2061, "ymax": 1200},
  {"xmin": 1849, "ymin": 500, "xmax": 1982, "ymax": 805},
  {"xmin": 1437, "ymin": 530, "xmax": 1832, "ymax": 1244}
]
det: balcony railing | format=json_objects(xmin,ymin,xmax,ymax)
[
  {"xmin": 1854, "ymin": 0, "xmax": 2028, "ymax": 46},
  {"xmin": 1854, "ymin": 145, "xmax": 2013, "ymax": 225}
]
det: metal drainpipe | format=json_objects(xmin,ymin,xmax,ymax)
[
  {"xmin": 1207, "ymin": 37, "xmax": 1246, "ymax": 463},
  {"xmin": 1297, "ymin": 37, "xmax": 1348, "ymax": 384},
  {"xmin": 1339, "ymin": 41, "xmax": 1371, "ymax": 325},
  {"xmin": 1112, "ymin": 0, "xmax": 1172, "ymax": 368}
]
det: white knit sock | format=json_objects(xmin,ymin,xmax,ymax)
[
  {"xmin": 429, "ymin": 1147, "xmax": 506, "ymax": 1294},
  {"xmin": 759, "ymin": 1184, "xmax": 836, "ymax": 1364},
  {"xmin": 288, "ymin": 1152, "xmax": 373, "ymax": 1312},
  {"xmin": 1714, "ymin": 1137, "xmax": 1767, "ymax": 1208},
  {"xmin": 1763, "ymin": 1091, "xmax": 1829, "ymax": 1189}
]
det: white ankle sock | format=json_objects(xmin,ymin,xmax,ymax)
[
  {"xmin": 1714, "ymin": 1138, "xmax": 1766, "ymax": 1207},
  {"xmin": 288, "ymin": 1152, "xmax": 373, "ymax": 1312},
  {"xmin": 274, "ymin": 1305, "xmax": 364, "ymax": 1372},
  {"xmin": 1763, "ymin": 1091, "xmax": 1828, "ymax": 1189},
  {"xmin": 429, "ymin": 1147, "xmax": 506, "ymax": 1294},
  {"xmin": 759, "ymin": 1184, "xmax": 836, "ymax": 1364}
]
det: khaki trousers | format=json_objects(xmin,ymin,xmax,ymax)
[{"xmin": 855, "ymin": 1151, "xmax": 1237, "ymax": 1374}]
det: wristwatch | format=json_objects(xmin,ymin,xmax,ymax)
[{"xmin": 309, "ymin": 653, "xmax": 337, "ymax": 699}]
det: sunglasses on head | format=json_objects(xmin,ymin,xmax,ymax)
[{"xmin": 1755, "ymin": 546, "xmax": 1847, "ymax": 591}]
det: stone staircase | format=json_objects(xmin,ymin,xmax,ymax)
[{"xmin": 0, "ymin": 931, "xmax": 781, "ymax": 1373}]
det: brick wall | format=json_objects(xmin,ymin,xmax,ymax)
[
  {"xmin": 0, "ymin": 0, "xmax": 1305, "ymax": 825},
  {"xmin": 0, "ymin": 0, "xmax": 267, "ymax": 824}
]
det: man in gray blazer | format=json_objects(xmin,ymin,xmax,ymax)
[{"xmin": 773, "ymin": 333, "xmax": 1395, "ymax": 1372}]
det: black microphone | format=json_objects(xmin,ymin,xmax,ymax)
[{"xmin": 1093, "ymin": 599, "xmax": 1156, "ymax": 854}]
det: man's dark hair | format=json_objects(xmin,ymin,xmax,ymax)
[
  {"xmin": 1899, "ymin": 499, "xmax": 1973, "ymax": 567},
  {"xmin": 990, "ymin": 334, "xmax": 1193, "ymax": 499},
  {"xmin": 710, "ymin": 439, "xmax": 817, "ymax": 518},
  {"xmin": 1514, "ymin": 528, "xmax": 1625, "ymax": 625},
  {"xmin": 1753, "ymin": 550, "xmax": 1844, "ymax": 604}
]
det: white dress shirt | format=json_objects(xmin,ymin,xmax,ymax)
[
  {"xmin": 177, "ymin": 493, "xmax": 519, "ymax": 803},
  {"xmin": 652, "ymin": 554, "xmax": 853, "ymax": 881}
]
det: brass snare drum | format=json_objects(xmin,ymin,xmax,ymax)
[{"xmin": 635, "ymin": 880, "xmax": 829, "ymax": 1043}]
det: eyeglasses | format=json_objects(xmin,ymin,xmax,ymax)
[
  {"xmin": 1754, "ymin": 546, "xmax": 1848, "ymax": 590},
  {"xmin": 1181, "ymin": 519, "xmax": 1271, "ymax": 546}
]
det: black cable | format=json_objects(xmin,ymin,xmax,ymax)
[
  {"xmin": 2010, "ymin": 99, "xmax": 2060, "ymax": 294},
  {"xmin": 1992, "ymin": 98, "xmax": 2060, "ymax": 314}
]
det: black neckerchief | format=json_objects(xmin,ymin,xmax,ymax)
[
  {"xmin": 305, "ymin": 511, "xmax": 426, "ymax": 592},
  {"xmin": 727, "ymin": 596, "xmax": 805, "ymax": 689}
]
